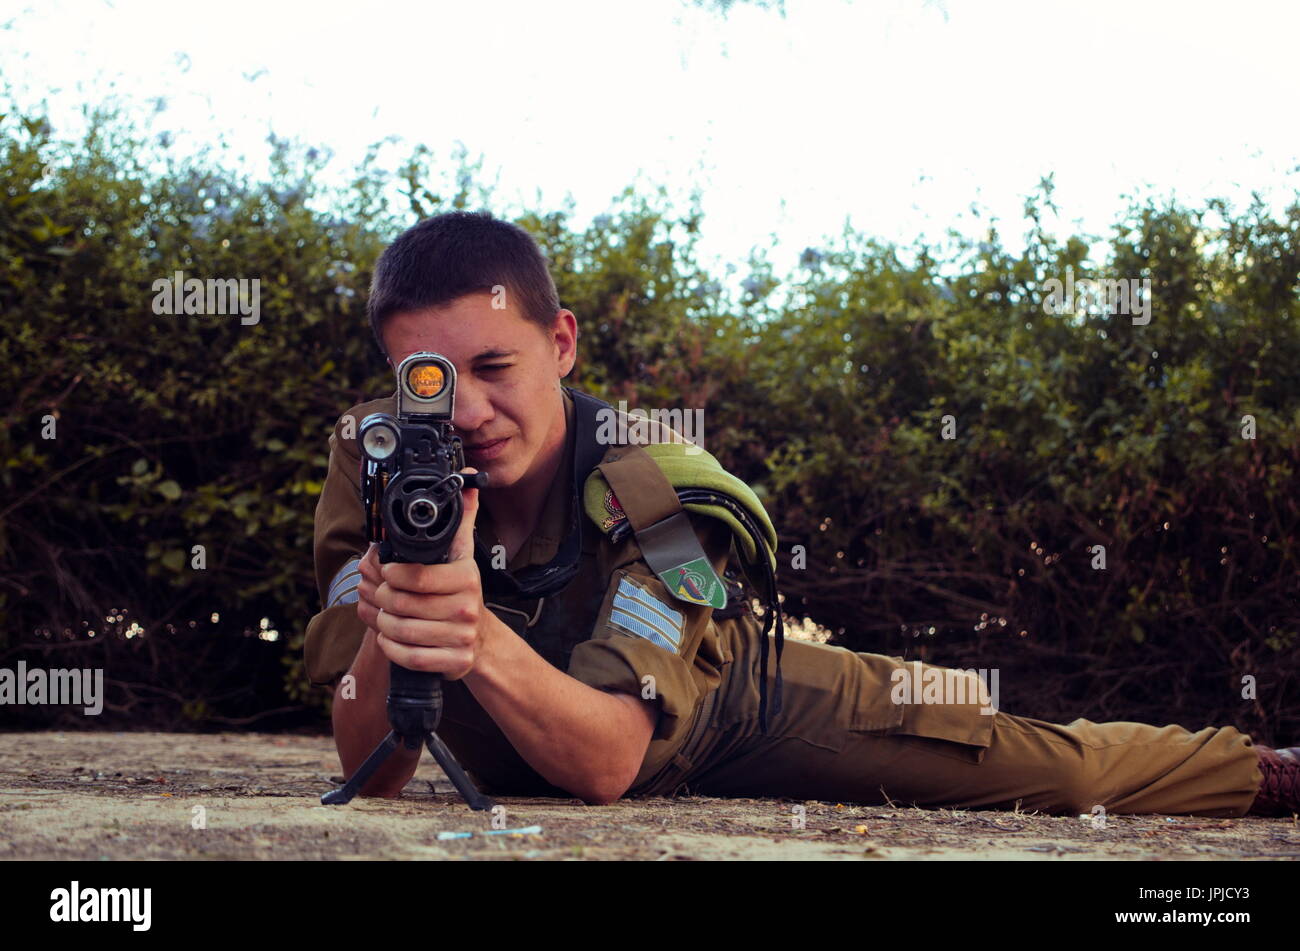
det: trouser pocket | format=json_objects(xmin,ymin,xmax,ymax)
[
  {"xmin": 706, "ymin": 637, "xmax": 997, "ymax": 759},
  {"xmin": 847, "ymin": 654, "xmax": 996, "ymax": 759}
]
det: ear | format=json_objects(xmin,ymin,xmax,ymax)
[{"xmin": 552, "ymin": 309, "xmax": 578, "ymax": 377}]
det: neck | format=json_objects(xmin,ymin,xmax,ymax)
[{"xmin": 482, "ymin": 390, "xmax": 568, "ymax": 536}]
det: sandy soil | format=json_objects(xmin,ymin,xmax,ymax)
[{"xmin": 1, "ymin": 732, "xmax": 1297, "ymax": 861}]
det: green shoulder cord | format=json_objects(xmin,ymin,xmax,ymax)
[{"xmin": 593, "ymin": 451, "xmax": 786, "ymax": 734}]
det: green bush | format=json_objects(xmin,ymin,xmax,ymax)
[{"xmin": 2, "ymin": 102, "xmax": 1296, "ymax": 742}]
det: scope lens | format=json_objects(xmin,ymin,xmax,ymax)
[
  {"xmin": 407, "ymin": 363, "xmax": 445, "ymax": 399},
  {"xmin": 361, "ymin": 421, "xmax": 399, "ymax": 461}
]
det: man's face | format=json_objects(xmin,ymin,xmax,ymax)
[{"xmin": 381, "ymin": 291, "xmax": 577, "ymax": 491}]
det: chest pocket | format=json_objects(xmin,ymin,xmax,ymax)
[
  {"xmin": 486, "ymin": 558, "xmax": 609, "ymax": 671},
  {"xmin": 485, "ymin": 599, "xmax": 542, "ymax": 639}
]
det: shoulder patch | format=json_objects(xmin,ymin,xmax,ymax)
[
  {"xmin": 609, "ymin": 577, "xmax": 684, "ymax": 653},
  {"xmin": 600, "ymin": 488, "xmax": 627, "ymax": 532},
  {"xmin": 659, "ymin": 557, "xmax": 724, "ymax": 608}
]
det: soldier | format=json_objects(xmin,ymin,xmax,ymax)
[{"xmin": 305, "ymin": 211, "xmax": 1299, "ymax": 817}]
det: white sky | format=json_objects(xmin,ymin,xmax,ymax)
[{"xmin": 3, "ymin": 0, "xmax": 1298, "ymax": 280}]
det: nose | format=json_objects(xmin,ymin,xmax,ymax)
[{"xmin": 452, "ymin": 374, "xmax": 494, "ymax": 435}]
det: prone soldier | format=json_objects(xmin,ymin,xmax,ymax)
[{"xmin": 304, "ymin": 211, "xmax": 1299, "ymax": 817}]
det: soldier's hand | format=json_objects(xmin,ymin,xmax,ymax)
[{"xmin": 355, "ymin": 468, "xmax": 485, "ymax": 679}]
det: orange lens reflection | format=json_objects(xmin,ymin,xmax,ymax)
[{"xmin": 407, "ymin": 364, "xmax": 445, "ymax": 398}]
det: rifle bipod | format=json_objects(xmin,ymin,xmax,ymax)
[{"xmin": 321, "ymin": 663, "xmax": 495, "ymax": 811}]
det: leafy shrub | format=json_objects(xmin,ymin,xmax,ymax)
[{"xmin": 2, "ymin": 103, "xmax": 1295, "ymax": 742}]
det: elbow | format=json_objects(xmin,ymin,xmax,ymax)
[
  {"xmin": 574, "ymin": 759, "xmax": 641, "ymax": 806},
  {"xmin": 577, "ymin": 782, "xmax": 628, "ymax": 807},
  {"xmin": 574, "ymin": 773, "xmax": 629, "ymax": 806},
  {"xmin": 570, "ymin": 689, "xmax": 658, "ymax": 805}
]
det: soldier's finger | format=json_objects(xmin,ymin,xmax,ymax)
[
  {"xmin": 372, "ymin": 608, "xmax": 467, "ymax": 649},
  {"xmin": 357, "ymin": 574, "xmax": 384, "ymax": 618},
  {"xmin": 380, "ymin": 556, "xmax": 477, "ymax": 594},
  {"xmin": 371, "ymin": 582, "xmax": 451, "ymax": 622},
  {"xmin": 449, "ymin": 467, "xmax": 481, "ymax": 563},
  {"xmin": 373, "ymin": 631, "xmax": 465, "ymax": 675},
  {"xmin": 358, "ymin": 544, "xmax": 383, "ymax": 585},
  {"xmin": 355, "ymin": 594, "xmax": 380, "ymax": 631}
]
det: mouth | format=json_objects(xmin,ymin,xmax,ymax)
[{"xmin": 464, "ymin": 436, "xmax": 511, "ymax": 461}]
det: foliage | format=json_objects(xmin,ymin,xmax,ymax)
[{"xmin": 2, "ymin": 103, "xmax": 1296, "ymax": 740}]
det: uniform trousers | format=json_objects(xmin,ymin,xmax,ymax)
[{"xmin": 639, "ymin": 635, "xmax": 1262, "ymax": 817}]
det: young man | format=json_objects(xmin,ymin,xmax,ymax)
[{"xmin": 304, "ymin": 211, "xmax": 1299, "ymax": 816}]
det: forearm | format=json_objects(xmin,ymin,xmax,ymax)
[
  {"xmin": 331, "ymin": 627, "xmax": 421, "ymax": 797},
  {"xmin": 463, "ymin": 614, "xmax": 654, "ymax": 803}
]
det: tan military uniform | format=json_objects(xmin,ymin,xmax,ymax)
[
  {"xmin": 306, "ymin": 389, "xmax": 736, "ymax": 794},
  {"xmin": 305, "ymin": 388, "xmax": 1264, "ymax": 816}
]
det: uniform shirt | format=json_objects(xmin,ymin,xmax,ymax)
[{"xmin": 303, "ymin": 387, "xmax": 739, "ymax": 796}]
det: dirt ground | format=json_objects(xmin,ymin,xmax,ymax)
[{"xmin": 1, "ymin": 731, "xmax": 1297, "ymax": 861}]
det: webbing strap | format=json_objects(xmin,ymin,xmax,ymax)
[
  {"xmin": 596, "ymin": 452, "xmax": 682, "ymax": 530},
  {"xmin": 598, "ymin": 447, "xmax": 726, "ymax": 610}
]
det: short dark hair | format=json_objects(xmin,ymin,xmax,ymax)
[{"xmin": 366, "ymin": 211, "xmax": 561, "ymax": 357}]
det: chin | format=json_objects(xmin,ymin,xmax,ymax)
[{"xmin": 476, "ymin": 457, "xmax": 519, "ymax": 489}]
